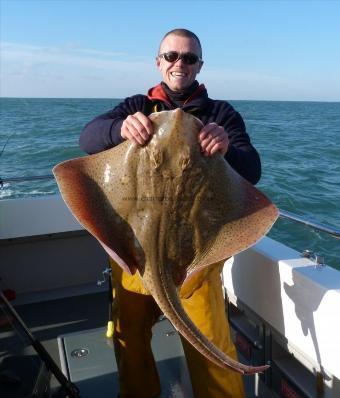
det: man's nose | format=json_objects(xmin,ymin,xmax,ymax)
[{"xmin": 174, "ymin": 57, "xmax": 185, "ymax": 66}]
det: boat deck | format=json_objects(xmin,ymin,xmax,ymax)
[
  {"xmin": 0, "ymin": 289, "xmax": 271, "ymax": 398},
  {"xmin": 59, "ymin": 322, "xmax": 194, "ymax": 398},
  {"xmin": 0, "ymin": 291, "xmax": 196, "ymax": 398},
  {"xmin": 0, "ymin": 292, "xmax": 108, "ymax": 397}
]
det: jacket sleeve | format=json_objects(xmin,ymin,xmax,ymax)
[
  {"xmin": 222, "ymin": 110, "xmax": 261, "ymax": 185},
  {"xmin": 79, "ymin": 95, "xmax": 149, "ymax": 154}
]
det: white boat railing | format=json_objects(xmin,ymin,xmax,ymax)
[
  {"xmin": 0, "ymin": 174, "xmax": 54, "ymax": 184},
  {"xmin": 1, "ymin": 174, "xmax": 339, "ymax": 239},
  {"xmin": 279, "ymin": 209, "xmax": 340, "ymax": 239}
]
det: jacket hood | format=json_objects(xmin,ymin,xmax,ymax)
[{"xmin": 147, "ymin": 83, "xmax": 208, "ymax": 108}]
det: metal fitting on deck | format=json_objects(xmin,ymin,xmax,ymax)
[{"xmin": 302, "ymin": 250, "xmax": 325, "ymax": 269}]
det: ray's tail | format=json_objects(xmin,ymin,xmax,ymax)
[{"xmin": 148, "ymin": 269, "xmax": 269, "ymax": 376}]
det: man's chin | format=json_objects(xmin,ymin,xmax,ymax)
[{"xmin": 167, "ymin": 81, "xmax": 191, "ymax": 92}]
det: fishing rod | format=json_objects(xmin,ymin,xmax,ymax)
[
  {"xmin": 97, "ymin": 266, "xmax": 114, "ymax": 339},
  {"xmin": 0, "ymin": 290, "xmax": 81, "ymax": 398}
]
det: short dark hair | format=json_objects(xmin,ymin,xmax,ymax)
[{"xmin": 159, "ymin": 29, "xmax": 202, "ymax": 58}]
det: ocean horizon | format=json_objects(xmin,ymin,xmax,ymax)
[{"xmin": 2, "ymin": 96, "xmax": 340, "ymax": 103}]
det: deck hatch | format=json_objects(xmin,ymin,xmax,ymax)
[{"xmin": 58, "ymin": 320, "xmax": 194, "ymax": 398}]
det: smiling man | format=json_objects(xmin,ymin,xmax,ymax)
[
  {"xmin": 80, "ymin": 29, "xmax": 260, "ymax": 398},
  {"xmin": 158, "ymin": 31, "xmax": 203, "ymax": 91}
]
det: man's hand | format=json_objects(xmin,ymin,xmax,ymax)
[
  {"xmin": 198, "ymin": 123, "xmax": 229, "ymax": 156},
  {"xmin": 121, "ymin": 112, "xmax": 153, "ymax": 145}
]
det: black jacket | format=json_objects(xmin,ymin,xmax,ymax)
[{"xmin": 79, "ymin": 83, "xmax": 261, "ymax": 184}]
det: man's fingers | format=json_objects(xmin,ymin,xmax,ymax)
[
  {"xmin": 122, "ymin": 121, "xmax": 145, "ymax": 145},
  {"xmin": 198, "ymin": 123, "xmax": 218, "ymax": 140},
  {"xmin": 130, "ymin": 128, "xmax": 146, "ymax": 145},
  {"xmin": 121, "ymin": 112, "xmax": 153, "ymax": 145},
  {"xmin": 126, "ymin": 115, "xmax": 149, "ymax": 141},
  {"xmin": 134, "ymin": 112, "xmax": 153, "ymax": 136},
  {"xmin": 198, "ymin": 123, "xmax": 229, "ymax": 156},
  {"xmin": 209, "ymin": 140, "xmax": 228, "ymax": 156},
  {"xmin": 201, "ymin": 134, "xmax": 223, "ymax": 152}
]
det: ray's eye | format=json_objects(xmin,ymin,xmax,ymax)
[
  {"xmin": 180, "ymin": 154, "xmax": 191, "ymax": 171},
  {"xmin": 150, "ymin": 149, "xmax": 163, "ymax": 169}
]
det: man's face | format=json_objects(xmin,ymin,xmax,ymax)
[{"xmin": 156, "ymin": 34, "xmax": 203, "ymax": 91}]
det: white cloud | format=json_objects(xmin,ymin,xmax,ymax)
[
  {"xmin": 1, "ymin": 42, "xmax": 339, "ymax": 101},
  {"xmin": 1, "ymin": 42, "xmax": 154, "ymax": 71},
  {"xmin": 201, "ymin": 66, "xmax": 289, "ymax": 100},
  {"xmin": 200, "ymin": 65, "xmax": 340, "ymax": 101},
  {"xmin": 0, "ymin": 42, "xmax": 159, "ymax": 98}
]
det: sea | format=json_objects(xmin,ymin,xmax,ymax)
[{"xmin": 0, "ymin": 98, "xmax": 339, "ymax": 269}]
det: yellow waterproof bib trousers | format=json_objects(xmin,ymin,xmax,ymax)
[{"xmin": 110, "ymin": 258, "xmax": 245, "ymax": 398}]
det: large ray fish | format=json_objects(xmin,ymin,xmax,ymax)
[{"xmin": 53, "ymin": 109, "xmax": 278, "ymax": 375}]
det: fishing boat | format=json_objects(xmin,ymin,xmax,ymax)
[{"xmin": 0, "ymin": 175, "xmax": 339, "ymax": 398}]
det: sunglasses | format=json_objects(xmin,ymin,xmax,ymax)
[{"xmin": 158, "ymin": 51, "xmax": 202, "ymax": 65}]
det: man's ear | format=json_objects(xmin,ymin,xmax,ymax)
[
  {"xmin": 197, "ymin": 61, "xmax": 204, "ymax": 74},
  {"xmin": 156, "ymin": 56, "xmax": 161, "ymax": 70}
]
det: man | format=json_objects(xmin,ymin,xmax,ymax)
[{"xmin": 80, "ymin": 29, "xmax": 260, "ymax": 398}]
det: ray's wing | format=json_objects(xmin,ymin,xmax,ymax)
[
  {"xmin": 53, "ymin": 141, "xmax": 144, "ymax": 274},
  {"xmin": 184, "ymin": 156, "xmax": 278, "ymax": 280}
]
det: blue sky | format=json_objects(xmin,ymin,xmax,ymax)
[{"xmin": 1, "ymin": 0, "xmax": 340, "ymax": 101}]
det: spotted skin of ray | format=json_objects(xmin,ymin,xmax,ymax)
[{"xmin": 53, "ymin": 109, "xmax": 278, "ymax": 374}]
